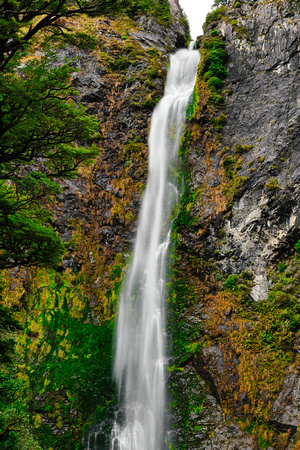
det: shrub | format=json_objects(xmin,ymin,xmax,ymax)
[
  {"xmin": 264, "ymin": 178, "xmax": 281, "ymax": 191},
  {"xmin": 204, "ymin": 5, "xmax": 227, "ymax": 31},
  {"xmin": 223, "ymin": 156, "xmax": 235, "ymax": 178},
  {"xmin": 235, "ymin": 143, "xmax": 254, "ymax": 155},
  {"xmin": 209, "ymin": 93, "xmax": 225, "ymax": 105},
  {"xmin": 277, "ymin": 262, "xmax": 287, "ymax": 273},
  {"xmin": 112, "ymin": 56, "xmax": 131, "ymax": 71},
  {"xmin": 211, "ymin": 112, "xmax": 227, "ymax": 131},
  {"xmin": 207, "ymin": 76, "xmax": 223, "ymax": 91},
  {"xmin": 204, "ymin": 63, "xmax": 228, "ymax": 80},
  {"xmin": 234, "ymin": 2, "xmax": 242, "ymax": 7},
  {"xmin": 224, "ymin": 274, "xmax": 238, "ymax": 289},
  {"xmin": 202, "ymin": 37, "xmax": 225, "ymax": 50}
]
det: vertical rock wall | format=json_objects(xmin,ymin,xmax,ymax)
[{"xmin": 170, "ymin": 0, "xmax": 300, "ymax": 448}]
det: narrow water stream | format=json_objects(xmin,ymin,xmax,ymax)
[{"xmin": 110, "ymin": 45, "xmax": 200, "ymax": 450}]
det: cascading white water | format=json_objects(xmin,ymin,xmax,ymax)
[{"xmin": 111, "ymin": 44, "xmax": 200, "ymax": 450}]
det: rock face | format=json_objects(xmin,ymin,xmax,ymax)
[
  {"xmin": 169, "ymin": 0, "xmax": 300, "ymax": 448},
  {"xmin": 203, "ymin": 0, "xmax": 300, "ymax": 288},
  {"xmin": 5, "ymin": 0, "xmax": 300, "ymax": 448}
]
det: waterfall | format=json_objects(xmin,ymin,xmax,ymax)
[{"xmin": 111, "ymin": 45, "xmax": 200, "ymax": 450}]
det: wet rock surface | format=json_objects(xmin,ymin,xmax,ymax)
[
  {"xmin": 169, "ymin": 365, "xmax": 254, "ymax": 449},
  {"xmin": 172, "ymin": 0, "xmax": 300, "ymax": 447},
  {"xmin": 209, "ymin": 0, "xmax": 300, "ymax": 280}
]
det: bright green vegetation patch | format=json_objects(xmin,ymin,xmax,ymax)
[
  {"xmin": 173, "ymin": 130, "xmax": 203, "ymax": 229},
  {"xmin": 200, "ymin": 34, "xmax": 228, "ymax": 106},
  {"xmin": 0, "ymin": 298, "xmax": 41, "ymax": 450},
  {"xmin": 126, "ymin": 0, "xmax": 172, "ymax": 25},
  {"xmin": 210, "ymin": 112, "xmax": 227, "ymax": 131},
  {"xmin": 14, "ymin": 271, "xmax": 116, "ymax": 449},
  {"xmin": 264, "ymin": 177, "xmax": 281, "ymax": 192}
]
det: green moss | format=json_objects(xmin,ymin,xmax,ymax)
[
  {"xmin": 203, "ymin": 5, "xmax": 228, "ymax": 32},
  {"xmin": 7, "ymin": 264, "xmax": 125, "ymax": 449},
  {"xmin": 264, "ymin": 177, "xmax": 281, "ymax": 191},
  {"xmin": 235, "ymin": 143, "xmax": 253, "ymax": 156},
  {"xmin": 257, "ymin": 155, "xmax": 265, "ymax": 163},
  {"xmin": 206, "ymin": 253, "xmax": 300, "ymax": 446},
  {"xmin": 126, "ymin": 0, "xmax": 172, "ymax": 26},
  {"xmin": 207, "ymin": 76, "xmax": 223, "ymax": 91},
  {"xmin": 199, "ymin": 35, "xmax": 228, "ymax": 109}
]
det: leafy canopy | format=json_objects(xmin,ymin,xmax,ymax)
[
  {"xmin": 0, "ymin": 0, "xmax": 132, "ymax": 70},
  {"xmin": 0, "ymin": 48, "xmax": 100, "ymax": 269}
]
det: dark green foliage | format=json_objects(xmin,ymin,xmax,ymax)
[
  {"xmin": 126, "ymin": 0, "xmax": 172, "ymax": 25},
  {"xmin": 210, "ymin": 112, "xmax": 227, "ymax": 131},
  {"xmin": 0, "ymin": 50, "xmax": 100, "ymax": 269},
  {"xmin": 0, "ymin": 53, "xmax": 99, "ymax": 180},
  {"xmin": 208, "ymin": 93, "xmax": 225, "ymax": 105},
  {"xmin": 58, "ymin": 31, "xmax": 98, "ymax": 50},
  {"xmin": 235, "ymin": 143, "xmax": 254, "ymax": 155},
  {"xmin": 186, "ymin": 87, "xmax": 197, "ymax": 120},
  {"xmin": 223, "ymin": 271, "xmax": 254, "ymax": 294},
  {"xmin": 0, "ymin": 293, "xmax": 40, "ymax": 449},
  {"xmin": 112, "ymin": 55, "xmax": 131, "ymax": 71},
  {"xmin": 200, "ymin": 35, "xmax": 228, "ymax": 106},
  {"xmin": 203, "ymin": 64, "xmax": 228, "ymax": 81},
  {"xmin": 0, "ymin": 0, "xmax": 132, "ymax": 71},
  {"xmin": 207, "ymin": 76, "xmax": 223, "ymax": 91},
  {"xmin": 224, "ymin": 274, "xmax": 238, "ymax": 290},
  {"xmin": 202, "ymin": 37, "xmax": 226, "ymax": 50},
  {"xmin": 295, "ymin": 240, "xmax": 300, "ymax": 252},
  {"xmin": 277, "ymin": 262, "xmax": 287, "ymax": 273},
  {"xmin": 264, "ymin": 178, "xmax": 281, "ymax": 191},
  {"xmin": 222, "ymin": 155, "xmax": 235, "ymax": 178},
  {"xmin": 0, "ymin": 177, "xmax": 66, "ymax": 269},
  {"xmin": 203, "ymin": 5, "xmax": 227, "ymax": 32}
]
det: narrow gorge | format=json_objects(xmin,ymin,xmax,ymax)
[{"xmin": 1, "ymin": 0, "xmax": 300, "ymax": 449}]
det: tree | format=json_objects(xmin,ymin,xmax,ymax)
[
  {"xmin": 0, "ymin": 0, "xmax": 146, "ymax": 270},
  {"xmin": 0, "ymin": 52, "xmax": 99, "ymax": 180},
  {"xmin": 0, "ymin": 0, "xmax": 132, "ymax": 71},
  {"xmin": 0, "ymin": 0, "xmax": 136, "ymax": 271},
  {"xmin": 0, "ymin": 49, "xmax": 100, "ymax": 269}
]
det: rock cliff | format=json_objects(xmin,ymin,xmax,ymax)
[
  {"xmin": 170, "ymin": 0, "xmax": 300, "ymax": 448},
  {"xmin": 3, "ymin": 0, "xmax": 300, "ymax": 449}
]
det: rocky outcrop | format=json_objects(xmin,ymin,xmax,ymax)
[
  {"xmin": 196, "ymin": 0, "xmax": 300, "ymax": 295},
  {"xmin": 170, "ymin": 0, "xmax": 300, "ymax": 448}
]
